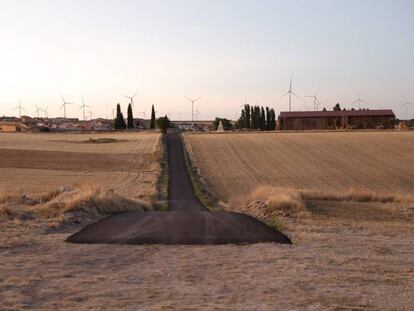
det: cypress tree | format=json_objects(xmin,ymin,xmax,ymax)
[
  {"xmin": 254, "ymin": 106, "xmax": 260, "ymax": 129},
  {"xmin": 269, "ymin": 108, "xmax": 276, "ymax": 130},
  {"xmin": 127, "ymin": 103, "xmax": 134, "ymax": 129},
  {"xmin": 260, "ymin": 106, "xmax": 266, "ymax": 130},
  {"xmin": 245, "ymin": 104, "xmax": 251, "ymax": 128},
  {"xmin": 251, "ymin": 106, "xmax": 254, "ymax": 129},
  {"xmin": 266, "ymin": 106, "xmax": 271, "ymax": 130},
  {"xmin": 114, "ymin": 103, "xmax": 126, "ymax": 129},
  {"xmin": 150, "ymin": 104, "xmax": 156, "ymax": 129}
]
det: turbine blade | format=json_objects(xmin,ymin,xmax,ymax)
[
  {"xmin": 278, "ymin": 92, "xmax": 289, "ymax": 99},
  {"xmin": 292, "ymin": 92, "xmax": 305, "ymax": 103}
]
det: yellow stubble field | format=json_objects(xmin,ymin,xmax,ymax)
[
  {"xmin": 184, "ymin": 131, "xmax": 414, "ymax": 201},
  {"xmin": 0, "ymin": 131, "xmax": 161, "ymax": 200}
]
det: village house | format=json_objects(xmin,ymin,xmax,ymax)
[
  {"xmin": 278, "ymin": 109, "xmax": 396, "ymax": 130},
  {"xmin": 0, "ymin": 122, "xmax": 22, "ymax": 132}
]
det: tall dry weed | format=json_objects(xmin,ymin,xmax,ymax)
[{"xmin": 0, "ymin": 187, "xmax": 151, "ymax": 224}]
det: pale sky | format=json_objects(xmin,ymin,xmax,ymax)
[{"xmin": 0, "ymin": 0, "xmax": 413, "ymax": 120}]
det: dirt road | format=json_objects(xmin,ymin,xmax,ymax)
[{"xmin": 167, "ymin": 131, "xmax": 206, "ymax": 211}]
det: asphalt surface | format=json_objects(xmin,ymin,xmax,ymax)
[
  {"xmin": 167, "ymin": 131, "xmax": 207, "ymax": 211},
  {"xmin": 66, "ymin": 211, "xmax": 292, "ymax": 245},
  {"xmin": 67, "ymin": 130, "xmax": 292, "ymax": 245}
]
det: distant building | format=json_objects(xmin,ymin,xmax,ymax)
[
  {"xmin": 172, "ymin": 120, "xmax": 215, "ymax": 131},
  {"xmin": 0, "ymin": 122, "xmax": 22, "ymax": 132},
  {"xmin": 278, "ymin": 109, "xmax": 396, "ymax": 130}
]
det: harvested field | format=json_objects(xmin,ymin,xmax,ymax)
[
  {"xmin": 181, "ymin": 131, "xmax": 414, "ymax": 309},
  {"xmin": 0, "ymin": 132, "xmax": 161, "ymax": 200},
  {"xmin": 184, "ymin": 131, "xmax": 414, "ymax": 200}
]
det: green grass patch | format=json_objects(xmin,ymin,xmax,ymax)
[
  {"xmin": 181, "ymin": 134, "xmax": 219, "ymax": 211},
  {"xmin": 265, "ymin": 217, "xmax": 284, "ymax": 231}
]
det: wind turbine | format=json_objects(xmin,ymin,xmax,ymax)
[
  {"xmin": 60, "ymin": 95, "xmax": 75, "ymax": 120},
  {"xmin": 123, "ymin": 91, "xmax": 140, "ymax": 108},
  {"xmin": 87, "ymin": 110, "xmax": 94, "ymax": 121},
  {"xmin": 352, "ymin": 97, "xmax": 366, "ymax": 109},
  {"xmin": 305, "ymin": 89, "xmax": 322, "ymax": 111},
  {"xmin": 403, "ymin": 102, "xmax": 413, "ymax": 121},
  {"xmin": 14, "ymin": 100, "xmax": 26, "ymax": 118},
  {"xmin": 79, "ymin": 97, "xmax": 90, "ymax": 121},
  {"xmin": 43, "ymin": 107, "xmax": 49, "ymax": 118},
  {"xmin": 34, "ymin": 104, "xmax": 41, "ymax": 117},
  {"xmin": 185, "ymin": 97, "xmax": 200, "ymax": 122},
  {"xmin": 279, "ymin": 76, "xmax": 301, "ymax": 112},
  {"xmin": 138, "ymin": 109, "xmax": 147, "ymax": 118}
]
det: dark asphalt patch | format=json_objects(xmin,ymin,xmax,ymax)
[{"xmin": 66, "ymin": 211, "xmax": 292, "ymax": 245}]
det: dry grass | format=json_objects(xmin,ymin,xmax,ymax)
[
  {"xmin": 227, "ymin": 185, "xmax": 414, "ymax": 225},
  {"xmin": 0, "ymin": 186, "xmax": 151, "ymax": 227},
  {"xmin": 299, "ymin": 187, "xmax": 414, "ymax": 203}
]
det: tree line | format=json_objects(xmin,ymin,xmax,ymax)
[
  {"xmin": 114, "ymin": 103, "xmax": 157, "ymax": 130},
  {"xmin": 237, "ymin": 104, "xmax": 276, "ymax": 130}
]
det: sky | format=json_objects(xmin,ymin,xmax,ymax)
[{"xmin": 0, "ymin": 0, "xmax": 413, "ymax": 120}]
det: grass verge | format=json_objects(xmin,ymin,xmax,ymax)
[
  {"xmin": 180, "ymin": 133, "xmax": 221, "ymax": 211},
  {"xmin": 155, "ymin": 134, "xmax": 169, "ymax": 211},
  {"xmin": 0, "ymin": 187, "xmax": 150, "ymax": 228}
]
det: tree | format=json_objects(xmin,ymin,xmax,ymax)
[
  {"xmin": 150, "ymin": 104, "xmax": 156, "ymax": 129},
  {"xmin": 322, "ymin": 107, "xmax": 327, "ymax": 112},
  {"xmin": 260, "ymin": 106, "xmax": 266, "ymax": 130},
  {"xmin": 213, "ymin": 117, "xmax": 232, "ymax": 130},
  {"xmin": 155, "ymin": 115, "xmax": 170, "ymax": 134},
  {"xmin": 245, "ymin": 104, "xmax": 251, "ymax": 128},
  {"xmin": 333, "ymin": 103, "xmax": 341, "ymax": 111},
  {"xmin": 114, "ymin": 103, "xmax": 126, "ymax": 130},
  {"xmin": 266, "ymin": 106, "xmax": 271, "ymax": 130},
  {"xmin": 268, "ymin": 108, "xmax": 276, "ymax": 130},
  {"xmin": 127, "ymin": 103, "xmax": 134, "ymax": 129}
]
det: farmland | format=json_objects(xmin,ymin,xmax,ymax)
[
  {"xmin": 0, "ymin": 132, "xmax": 161, "ymax": 200},
  {"xmin": 184, "ymin": 131, "xmax": 414, "ymax": 200},
  {"xmin": 181, "ymin": 131, "xmax": 414, "ymax": 309},
  {"xmin": 1, "ymin": 130, "xmax": 414, "ymax": 310}
]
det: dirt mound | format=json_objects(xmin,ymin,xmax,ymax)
[{"xmin": 66, "ymin": 211, "xmax": 292, "ymax": 245}]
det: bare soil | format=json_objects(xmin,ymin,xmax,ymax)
[{"xmin": 1, "ymin": 212, "xmax": 413, "ymax": 310}]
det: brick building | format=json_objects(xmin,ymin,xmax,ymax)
[{"xmin": 278, "ymin": 109, "xmax": 395, "ymax": 130}]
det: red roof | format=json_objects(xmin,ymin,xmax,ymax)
[{"xmin": 279, "ymin": 109, "xmax": 395, "ymax": 118}]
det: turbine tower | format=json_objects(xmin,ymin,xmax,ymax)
[
  {"xmin": 14, "ymin": 100, "xmax": 26, "ymax": 118},
  {"xmin": 305, "ymin": 89, "xmax": 321, "ymax": 111},
  {"xmin": 43, "ymin": 107, "xmax": 49, "ymax": 118},
  {"xmin": 185, "ymin": 97, "xmax": 200, "ymax": 123},
  {"xmin": 279, "ymin": 76, "xmax": 300, "ymax": 112},
  {"xmin": 79, "ymin": 97, "xmax": 90, "ymax": 121},
  {"xmin": 88, "ymin": 110, "xmax": 94, "ymax": 121},
  {"xmin": 34, "ymin": 104, "xmax": 41, "ymax": 117},
  {"xmin": 403, "ymin": 102, "xmax": 413, "ymax": 121},
  {"xmin": 123, "ymin": 91, "xmax": 140, "ymax": 108},
  {"xmin": 60, "ymin": 95, "xmax": 75, "ymax": 120}
]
